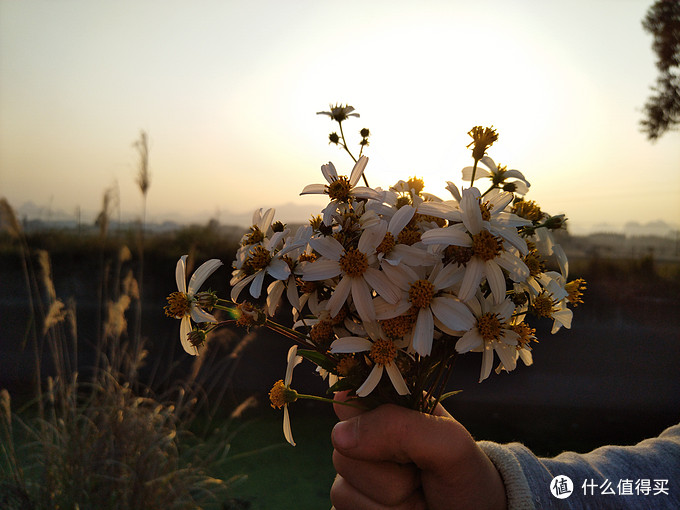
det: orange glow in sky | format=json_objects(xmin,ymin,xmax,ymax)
[{"xmin": 1, "ymin": 0, "xmax": 678, "ymax": 234}]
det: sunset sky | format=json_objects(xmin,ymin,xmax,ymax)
[{"xmin": 1, "ymin": 0, "xmax": 678, "ymax": 234}]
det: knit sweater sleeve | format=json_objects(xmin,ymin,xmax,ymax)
[{"xmin": 478, "ymin": 423, "xmax": 680, "ymax": 510}]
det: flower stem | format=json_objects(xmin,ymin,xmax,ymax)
[
  {"xmin": 296, "ymin": 393, "xmax": 366, "ymax": 410},
  {"xmin": 470, "ymin": 158, "xmax": 479, "ymax": 187}
]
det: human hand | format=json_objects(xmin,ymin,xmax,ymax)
[{"xmin": 330, "ymin": 395, "xmax": 507, "ymax": 510}]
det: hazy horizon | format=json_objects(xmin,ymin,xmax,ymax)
[{"xmin": 1, "ymin": 0, "xmax": 679, "ymax": 236}]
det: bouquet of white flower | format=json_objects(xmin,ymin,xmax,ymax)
[{"xmin": 164, "ymin": 104, "xmax": 586, "ymax": 445}]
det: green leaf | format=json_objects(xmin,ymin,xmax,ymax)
[
  {"xmin": 438, "ymin": 390, "xmax": 463, "ymax": 403},
  {"xmin": 297, "ymin": 349, "xmax": 336, "ymax": 372}
]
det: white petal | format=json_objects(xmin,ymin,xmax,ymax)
[
  {"xmin": 358, "ymin": 222, "xmax": 385, "ymax": 254},
  {"xmin": 302, "ymin": 259, "xmax": 342, "ymax": 281},
  {"xmin": 430, "ymin": 296, "xmax": 475, "ymax": 331},
  {"xmin": 554, "ymin": 244, "xmax": 569, "ymax": 278},
  {"xmin": 352, "ymin": 277, "xmax": 376, "ymax": 323},
  {"xmin": 373, "ymin": 296, "xmax": 411, "ymax": 320},
  {"xmin": 249, "ymin": 270, "xmax": 266, "ymax": 299},
  {"xmin": 455, "ymin": 330, "xmax": 482, "ymax": 353},
  {"xmin": 300, "ymin": 183, "xmax": 327, "ymax": 195},
  {"xmin": 421, "ymin": 225, "xmax": 472, "ymax": 247},
  {"xmin": 495, "ymin": 342, "xmax": 517, "ymax": 372},
  {"xmin": 286, "ymin": 279, "xmax": 301, "ymax": 311},
  {"xmin": 179, "ymin": 316, "xmax": 196, "ymax": 355},
  {"xmin": 266, "ymin": 280, "xmax": 285, "ymax": 316},
  {"xmin": 485, "ymin": 260, "xmax": 507, "ymax": 305},
  {"xmin": 488, "ymin": 191, "xmax": 513, "ymax": 214},
  {"xmin": 310, "ymin": 236, "xmax": 344, "ymax": 261},
  {"xmin": 321, "ymin": 161, "xmax": 338, "ymax": 183},
  {"xmin": 230, "ymin": 273, "xmax": 256, "ymax": 302},
  {"xmin": 327, "ymin": 275, "xmax": 352, "ymax": 317},
  {"xmin": 417, "ymin": 201, "xmax": 461, "ymax": 221},
  {"xmin": 285, "ymin": 345, "xmax": 303, "ymax": 385},
  {"xmin": 363, "ymin": 267, "xmax": 399, "ymax": 304},
  {"xmin": 349, "ymin": 156, "xmax": 368, "ymax": 186},
  {"xmin": 267, "ymin": 257, "xmax": 291, "ymax": 281},
  {"xmin": 479, "ymin": 342, "xmax": 494, "ymax": 382},
  {"xmin": 462, "ymin": 164, "xmax": 491, "ymax": 181},
  {"xmin": 356, "ymin": 365, "xmax": 383, "ymax": 397},
  {"xmin": 412, "ymin": 308, "xmax": 434, "ymax": 356},
  {"xmin": 352, "ymin": 187, "xmax": 384, "ymax": 201},
  {"xmin": 190, "ymin": 305, "xmax": 216, "ymax": 323},
  {"xmin": 432, "ymin": 263, "xmax": 465, "ymax": 291},
  {"xmin": 385, "ymin": 244, "xmax": 436, "ymax": 266},
  {"xmin": 283, "ymin": 406, "xmax": 295, "ymax": 446},
  {"xmin": 385, "ymin": 363, "xmax": 410, "ymax": 395},
  {"xmin": 330, "ymin": 336, "xmax": 372, "ymax": 353},
  {"xmin": 380, "ymin": 262, "xmax": 417, "ymax": 292},
  {"xmin": 388, "ymin": 205, "xmax": 415, "ymax": 235},
  {"xmin": 458, "ymin": 258, "xmax": 484, "ymax": 302},
  {"xmin": 461, "ymin": 188, "xmax": 483, "ymax": 235},
  {"xmin": 496, "ymin": 251, "xmax": 530, "ymax": 282},
  {"xmin": 188, "ymin": 258, "xmax": 223, "ymax": 295},
  {"xmin": 175, "ymin": 255, "xmax": 188, "ymax": 293}
]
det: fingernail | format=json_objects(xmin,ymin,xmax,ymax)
[{"xmin": 332, "ymin": 419, "xmax": 357, "ymax": 449}]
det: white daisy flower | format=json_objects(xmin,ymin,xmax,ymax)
[
  {"xmin": 301, "ymin": 229, "xmax": 400, "ymax": 323},
  {"xmin": 455, "ymin": 295, "xmax": 520, "ymax": 382},
  {"xmin": 421, "ymin": 187, "xmax": 531, "ymax": 304},
  {"xmin": 300, "ymin": 156, "xmax": 383, "ymax": 225},
  {"xmin": 330, "ymin": 323, "xmax": 410, "ymax": 397},
  {"xmin": 462, "ymin": 156, "xmax": 530, "ymax": 194},
  {"xmin": 230, "ymin": 228, "xmax": 291, "ymax": 302},
  {"xmin": 268, "ymin": 345, "xmax": 303, "ymax": 446},
  {"xmin": 164, "ymin": 255, "xmax": 223, "ymax": 355},
  {"xmin": 376, "ymin": 262, "xmax": 476, "ymax": 356}
]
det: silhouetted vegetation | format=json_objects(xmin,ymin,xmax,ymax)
[{"xmin": 640, "ymin": 0, "xmax": 680, "ymax": 140}]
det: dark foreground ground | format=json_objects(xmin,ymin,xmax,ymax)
[{"xmin": 1, "ymin": 232, "xmax": 679, "ymax": 508}]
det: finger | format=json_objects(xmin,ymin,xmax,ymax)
[
  {"xmin": 333, "ymin": 390, "xmax": 365, "ymax": 421},
  {"xmin": 331, "ymin": 404, "xmax": 475, "ymax": 471},
  {"xmin": 332, "ymin": 450, "xmax": 420, "ymax": 506},
  {"xmin": 330, "ymin": 474, "xmax": 427, "ymax": 510}
]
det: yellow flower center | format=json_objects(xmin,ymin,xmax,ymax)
[
  {"xmin": 243, "ymin": 225, "xmax": 265, "ymax": 246},
  {"xmin": 376, "ymin": 232, "xmax": 396, "ymax": 255},
  {"xmin": 395, "ymin": 196, "xmax": 412, "ymax": 209},
  {"xmin": 336, "ymin": 356, "xmax": 359, "ymax": 376},
  {"xmin": 565, "ymin": 278, "xmax": 587, "ymax": 306},
  {"xmin": 268, "ymin": 380, "xmax": 298, "ymax": 409},
  {"xmin": 477, "ymin": 312, "xmax": 504, "ymax": 342},
  {"xmin": 298, "ymin": 252, "xmax": 318, "ymax": 263},
  {"xmin": 512, "ymin": 199, "xmax": 544, "ymax": 222},
  {"xmin": 327, "ymin": 176, "xmax": 353, "ymax": 201},
  {"xmin": 235, "ymin": 301, "xmax": 259, "ymax": 327},
  {"xmin": 467, "ymin": 126, "xmax": 499, "ymax": 161},
  {"xmin": 510, "ymin": 321, "xmax": 537, "ymax": 347},
  {"xmin": 408, "ymin": 279, "xmax": 435, "ymax": 309},
  {"xmin": 531, "ymin": 293, "xmax": 557, "ymax": 318},
  {"xmin": 479, "ymin": 201, "xmax": 493, "ymax": 222},
  {"xmin": 164, "ymin": 291, "xmax": 192, "ymax": 318},
  {"xmin": 380, "ymin": 308, "xmax": 417, "ymax": 338},
  {"xmin": 339, "ymin": 248, "xmax": 369, "ymax": 277},
  {"xmin": 310, "ymin": 319, "xmax": 335, "ymax": 345},
  {"xmin": 415, "ymin": 213, "xmax": 447, "ymax": 227},
  {"xmin": 472, "ymin": 230, "xmax": 503, "ymax": 261},
  {"xmin": 524, "ymin": 249, "xmax": 544, "ymax": 277},
  {"xmin": 444, "ymin": 244, "xmax": 474, "ymax": 267},
  {"xmin": 247, "ymin": 246, "xmax": 272, "ymax": 271},
  {"xmin": 397, "ymin": 227, "xmax": 421, "ymax": 246},
  {"xmin": 296, "ymin": 278, "xmax": 317, "ymax": 295},
  {"xmin": 406, "ymin": 176, "xmax": 425, "ymax": 195},
  {"xmin": 369, "ymin": 338, "xmax": 398, "ymax": 366}
]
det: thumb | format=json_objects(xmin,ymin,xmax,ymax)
[{"xmin": 331, "ymin": 404, "xmax": 473, "ymax": 471}]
